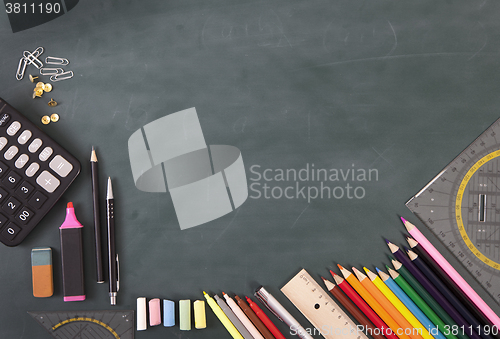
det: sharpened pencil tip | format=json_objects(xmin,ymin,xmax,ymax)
[
  {"xmin": 337, "ymin": 264, "xmax": 344, "ymax": 270},
  {"xmin": 401, "ymin": 216, "xmax": 407, "ymax": 223},
  {"xmin": 330, "ymin": 269, "xmax": 337, "ymax": 276}
]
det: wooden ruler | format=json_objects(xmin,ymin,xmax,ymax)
[{"xmin": 281, "ymin": 268, "xmax": 368, "ymax": 339}]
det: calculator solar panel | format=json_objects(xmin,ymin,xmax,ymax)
[{"xmin": 0, "ymin": 98, "xmax": 80, "ymax": 246}]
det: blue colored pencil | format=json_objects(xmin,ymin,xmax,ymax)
[{"xmin": 377, "ymin": 267, "xmax": 447, "ymax": 339}]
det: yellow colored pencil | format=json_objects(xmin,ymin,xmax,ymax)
[
  {"xmin": 203, "ymin": 291, "xmax": 244, "ymax": 339},
  {"xmin": 338, "ymin": 264, "xmax": 411, "ymax": 339},
  {"xmin": 353, "ymin": 267, "xmax": 423, "ymax": 339},
  {"xmin": 364, "ymin": 267, "xmax": 434, "ymax": 339}
]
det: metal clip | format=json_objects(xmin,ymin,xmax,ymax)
[
  {"xmin": 40, "ymin": 68, "xmax": 64, "ymax": 76},
  {"xmin": 50, "ymin": 70, "xmax": 74, "ymax": 82},
  {"xmin": 45, "ymin": 56, "xmax": 69, "ymax": 66},
  {"xmin": 15, "ymin": 57, "xmax": 27, "ymax": 80},
  {"xmin": 255, "ymin": 288, "xmax": 283, "ymax": 321},
  {"xmin": 32, "ymin": 47, "xmax": 44, "ymax": 57},
  {"xmin": 116, "ymin": 254, "xmax": 120, "ymax": 292},
  {"xmin": 23, "ymin": 50, "xmax": 43, "ymax": 69}
]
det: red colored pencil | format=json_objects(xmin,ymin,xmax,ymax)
[
  {"xmin": 247, "ymin": 296, "xmax": 286, "ymax": 339},
  {"xmin": 332, "ymin": 270, "xmax": 397, "ymax": 339}
]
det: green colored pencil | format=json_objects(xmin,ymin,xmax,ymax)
[
  {"xmin": 387, "ymin": 266, "xmax": 458, "ymax": 339},
  {"xmin": 390, "ymin": 258, "xmax": 469, "ymax": 339}
]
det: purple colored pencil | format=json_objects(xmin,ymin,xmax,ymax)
[
  {"xmin": 386, "ymin": 240, "xmax": 481, "ymax": 339},
  {"xmin": 406, "ymin": 236, "xmax": 496, "ymax": 335},
  {"xmin": 406, "ymin": 248, "xmax": 493, "ymax": 339}
]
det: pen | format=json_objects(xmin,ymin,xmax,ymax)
[
  {"xmin": 235, "ymin": 295, "xmax": 274, "ymax": 339},
  {"xmin": 214, "ymin": 294, "xmax": 254, "ymax": 339},
  {"xmin": 255, "ymin": 286, "xmax": 313, "ymax": 339},
  {"xmin": 107, "ymin": 177, "xmax": 119, "ymax": 305},
  {"xmin": 246, "ymin": 296, "xmax": 286, "ymax": 339},
  {"xmin": 90, "ymin": 147, "xmax": 104, "ymax": 283},
  {"xmin": 223, "ymin": 293, "xmax": 264, "ymax": 339}
]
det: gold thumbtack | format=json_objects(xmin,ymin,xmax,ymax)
[
  {"xmin": 43, "ymin": 83, "xmax": 52, "ymax": 92},
  {"xmin": 41, "ymin": 116, "xmax": 50, "ymax": 125},
  {"xmin": 47, "ymin": 98, "xmax": 57, "ymax": 107},
  {"xmin": 36, "ymin": 82, "xmax": 44, "ymax": 88},
  {"xmin": 29, "ymin": 74, "xmax": 39, "ymax": 83},
  {"xmin": 33, "ymin": 88, "xmax": 44, "ymax": 97},
  {"xmin": 50, "ymin": 113, "xmax": 59, "ymax": 122}
]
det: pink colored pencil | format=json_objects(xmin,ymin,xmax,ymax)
[{"xmin": 401, "ymin": 217, "xmax": 500, "ymax": 328}]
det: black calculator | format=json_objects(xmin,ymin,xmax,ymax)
[{"xmin": 0, "ymin": 98, "xmax": 80, "ymax": 246}]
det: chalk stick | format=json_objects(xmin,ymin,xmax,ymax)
[
  {"xmin": 179, "ymin": 299, "xmax": 191, "ymax": 330},
  {"xmin": 137, "ymin": 297, "xmax": 147, "ymax": 330},
  {"xmin": 163, "ymin": 299, "xmax": 175, "ymax": 327},
  {"xmin": 194, "ymin": 300, "xmax": 206, "ymax": 329}
]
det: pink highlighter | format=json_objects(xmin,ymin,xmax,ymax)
[{"xmin": 60, "ymin": 202, "xmax": 85, "ymax": 301}]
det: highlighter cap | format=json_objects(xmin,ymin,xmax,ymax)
[{"xmin": 60, "ymin": 202, "xmax": 83, "ymax": 229}]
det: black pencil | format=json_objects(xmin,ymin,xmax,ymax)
[
  {"xmin": 406, "ymin": 248, "xmax": 491, "ymax": 339},
  {"xmin": 406, "ymin": 236, "xmax": 498, "ymax": 337},
  {"xmin": 91, "ymin": 147, "xmax": 104, "ymax": 283}
]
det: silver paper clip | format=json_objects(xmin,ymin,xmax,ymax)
[
  {"xmin": 23, "ymin": 50, "xmax": 43, "ymax": 69},
  {"xmin": 50, "ymin": 70, "xmax": 74, "ymax": 82},
  {"xmin": 15, "ymin": 57, "xmax": 28, "ymax": 80},
  {"xmin": 32, "ymin": 47, "xmax": 44, "ymax": 57},
  {"xmin": 40, "ymin": 68, "xmax": 64, "ymax": 76},
  {"xmin": 45, "ymin": 56, "xmax": 69, "ymax": 66}
]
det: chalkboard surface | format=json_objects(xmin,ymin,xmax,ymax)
[{"xmin": 1, "ymin": 0, "xmax": 500, "ymax": 338}]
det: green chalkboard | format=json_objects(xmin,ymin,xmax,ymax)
[{"xmin": 1, "ymin": 0, "xmax": 500, "ymax": 338}]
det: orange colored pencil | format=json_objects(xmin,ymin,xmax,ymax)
[
  {"xmin": 353, "ymin": 267, "xmax": 423, "ymax": 339},
  {"xmin": 337, "ymin": 264, "xmax": 411, "ymax": 339}
]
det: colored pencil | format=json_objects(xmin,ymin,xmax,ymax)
[
  {"xmin": 332, "ymin": 271, "xmax": 400, "ymax": 339},
  {"xmin": 402, "ymin": 217, "xmax": 500, "ymax": 328},
  {"xmin": 365, "ymin": 267, "xmax": 432, "ymax": 339},
  {"xmin": 387, "ymin": 241, "xmax": 480, "ymax": 339},
  {"xmin": 407, "ymin": 249, "xmax": 494, "ymax": 339},
  {"xmin": 377, "ymin": 268, "xmax": 447, "ymax": 339},
  {"xmin": 322, "ymin": 277, "xmax": 385, "ymax": 339},
  {"xmin": 354, "ymin": 267, "xmax": 423, "ymax": 339},
  {"xmin": 406, "ymin": 236, "xmax": 497, "ymax": 334},
  {"xmin": 387, "ymin": 267, "xmax": 458, "ymax": 339},
  {"xmin": 338, "ymin": 264, "xmax": 411, "ymax": 339}
]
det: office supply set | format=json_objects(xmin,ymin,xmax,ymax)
[
  {"xmin": 153, "ymin": 213, "xmax": 498, "ymax": 339},
  {"xmin": 263, "ymin": 217, "xmax": 500, "ymax": 339},
  {"xmin": 26, "ymin": 147, "xmax": 119, "ymax": 304}
]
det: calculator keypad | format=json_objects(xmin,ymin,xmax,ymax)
[{"xmin": 0, "ymin": 98, "xmax": 81, "ymax": 246}]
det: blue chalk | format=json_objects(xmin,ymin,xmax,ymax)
[{"xmin": 163, "ymin": 299, "xmax": 175, "ymax": 327}]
